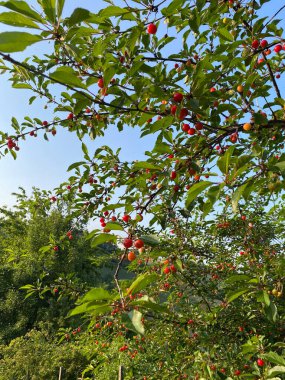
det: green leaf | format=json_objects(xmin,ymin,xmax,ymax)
[
  {"xmin": 263, "ymin": 290, "xmax": 270, "ymax": 306},
  {"xmin": 275, "ymin": 161, "xmax": 285, "ymax": 173},
  {"xmin": 140, "ymin": 235, "xmax": 160, "ymax": 246},
  {"xmin": 217, "ymin": 27, "xmax": 234, "ymax": 42},
  {"xmin": 185, "ymin": 181, "xmax": 212, "ymax": 209},
  {"xmin": 0, "ymin": 11, "xmax": 40, "ymax": 28},
  {"xmin": 67, "ymin": 161, "xmax": 85, "ymax": 171},
  {"xmin": 225, "ymin": 275, "xmax": 251, "ymax": 284},
  {"xmin": 128, "ymin": 309, "xmax": 145, "ymax": 335},
  {"xmin": 131, "ymin": 297, "xmax": 171, "ymax": 314},
  {"xmin": 68, "ymin": 7, "xmax": 90, "ymax": 26},
  {"xmin": 0, "ymin": 31, "xmax": 41, "ymax": 52},
  {"xmin": 56, "ymin": 0, "xmax": 64, "ymax": 18},
  {"xmin": 37, "ymin": 0, "xmax": 56, "ymax": 23},
  {"xmin": 100, "ymin": 6, "xmax": 130, "ymax": 17},
  {"xmin": 268, "ymin": 366, "xmax": 285, "ymax": 378},
  {"xmin": 79, "ymin": 288, "xmax": 113, "ymax": 303},
  {"xmin": 68, "ymin": 303, "xmax": 111, "ymax": 317},
  {"xmin": 227, "ymin": 288, "xmax": 250, "ymax": 303},
  {"xmin": 217, "ymin": 146, "xmax": 235, "ymax": 174},
  {"xmin": 127, "ymin": 273, "xmax": 158, "ymax": 295},
  {"xmin": 264, "ymin": 302, "xmax": 278, "ymax": 323},
  {"xmin": 105, "ymin": 222, "xmax": 124, "ymax": 231},
  {"xmin": 231, "ymin": 182, "xmax": 250, "ymax": 213},
  {"xmin": 0, "ymin": 0, "xmax": 43, "ymax": 22},
  {"xmin": 132, "ymin": 161, "xmax": 162, "ymax": 170},
  {"xmin": 91, "ymin": 233, "xmax": 117, "ymax": 248},
  {"xmin": 50, "ymin": 67, "xmax": 87, "ymax": 89},
  {"xmin": 263, "ymin": 352, "xmax": 285, "ymax": 366}
]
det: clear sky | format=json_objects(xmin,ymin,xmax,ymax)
[{"xmin": 0, "ymin": 1, "xmax": 283, "ymax": 208}]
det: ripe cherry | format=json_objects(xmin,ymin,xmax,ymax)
[
  {"xmin": 134, "ymin": 239, "xmax": 144, "ymax": 249},
  {"xmin": 53, "ymin": 246, "xmax": 59, "ymax": 251},
  {"xmin": 179, "ymin": 108, "xmax": 188, "ymax": 120},
  {"xmin": 42, "ymin": 120, "xmax": 48, "ymax": 126},
  {"xmin": 252, "ymin": 40, "xmax": 259, "ymax": 49},
  {"xmin": 147, "ymin": 23, "xmax": 157, "ymax": 34},
  {"xmin": 260, "ymin": 39, "xmax": 268, "ymax": 48},
  {"xmin": 188, "ymin": 128, "xmax": 196, "ymax": 135},
  {"xmin": 195, "ymin": 122, "xmax": 203, "ymax": 131},
  {"xmin": 123, "ymin": 238, "xmax": 133, "ymax": 248},
  {"xmin": 173, "ymin": 92, "xmax": 183, "ymax": 103},
  {"xmin": 182, "ymin": 123, "xmax": 190, "ymax": 132},
  {"xmin": 234, "ymin": 370, "xmax": 241, "ymax": 376},
  {"xmin": 274, "ymin": 44, "xmax": 282, "ymax": 53},
  {"xmin": 122, "ymin": 214, "xmax": 131, "ymax": 222},
  {"xmin": 163, "ymin": 267, "xmax": 171, "ymax": 274},
  {"xmin": 170, "ymin": 171, "xmax": 177, "ymax": 180},
  {"xmin": 170, "ymin": 105, "xmax": 177, "ymax": 115},
  {"xmin": 67, "ymin": 113, "xmax": 74, "ymax": 120},
  {"xmin": 98, "ymin": 78, "xmax": 104, "ymax": 88},
  {"xmin": 257, "ymin": 358, "xmax": 265, "ymax": 367}
]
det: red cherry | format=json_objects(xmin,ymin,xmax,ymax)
[
  {"xmin": 274, "ymin": 44, "xmax": 282, "ymax": 53},
  {"xmin": 104, "ymin": 210, "xmax": 109, "ymax": 216},
  {"xmin": 42, "ymin": 120, "xmax": 48, "ymax": 126},
  {"xmin": 170, "ymin": 264, "xmax": 177, "ymax": 272},
  {"xmin": 173, "ymin": 92, "xmax": 183, "ymax": 102},
  {"xmin": 147, "ymin": 23, "xmax": 157, "ymax": 34},
  {"xmin": 168, "ymin": 154, "xmax": 174, "ymax": 159},
  {"xmin": 134, "ymin": 239, "xmax": 144, "ymax": 249},
  {"xmin": 123, "ymin": 238, "xmax": 133, "ymax": 248},
  {"xmin": 111, "ymin": 216, "xmax": 117, "ymax": 221},
  {"xmin": 257, "ymin": 358, "xmax": 265, "ymax": 367},
  {"xmin": 187, "ymin": 319, "xmax": 194, "ymax": 324},
  {"xmin": 7, "ymin": 139, "xmax": 15, "ymax": 149},
  {"xmin": 163, "ymin": 267, "xmax": 171, "ymax": 274},
  {"xmin": 173, "ymin": 185, "xmax": 179, "ymax": 192},
  {"xmin": 260, "ymin": 39, "xmax": 268, "ymax": 48},
  {"xmin": 179, "ymin": 108, "xmax": 188, "ymax": 120},
  {"xmin": 67, "ymin": 113, "xmax": 74, "ymax": 120},
  {"xmin": 53, "ymin": 246, "xmax": 59, "ymax": 251},
  {"xmin": 170, "ymin": 171, "xmax": 177, "ymax": 180},
  {"xmin": 53, "ymin": 288, "xmax": 58, "ymax": 293},
  {"xmin": 170, "ymin": 105, "xmax": 177, "ymax": 115},
  {"xmin": 252, "ymin": 39, "xmax": 259, "ymax": 49},
  {"xmin": 195, "ymin": 122, "xmax": 203, "ymax": 131},
  {"xmin": 101, "ymin": 222, "xmax": 106, "ymax": 227},
  {"xmin": 98, "ymin": 78, "xmax": 104, "ymax": 88},
  {"xmin": 188, "ymin": 128, "xmax": 196, "ymax": 135},
  {"xmin": 210, "ymin": 87, "xmax": 216, "ymax": 92},
  {"xmin": 182, "ymin": 123, "xmax": 190, "ymax": 132},
  {"xmin": 51, "ymin": 129, "xmax": 56, "ymax": 136},
  {"xmin": 234, "ymin": 370, "xmax": 241, "ymax": 376},
  {"xmin": 122, "ymin": 214, "xmax": 131, "ymax": 222}
]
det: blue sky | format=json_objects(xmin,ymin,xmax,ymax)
[{"xmin": 0, "ymin": 1, "xmax": 283, "ymax": 208}]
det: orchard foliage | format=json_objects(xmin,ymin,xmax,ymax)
[{"xmin": 0, "ymin": 0, "xmax": 284, "ymax": 379}]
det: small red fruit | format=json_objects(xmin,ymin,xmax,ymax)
[
  {"xmin": 274, "ymin": 44, "xmax": 282, "ymax": 53},
  {"xmin": 170, "ymin": 105, "xmax": 177, "ymax": 115},
  {"xmin": 170, "ymin": 264, "xmax": 177, "ymax": 272},
  {"xmin": 98, "ymin": 78, "xmax": 104, "ymax": 88},
  {"xmin": 67, "ymin": 113, "xmax": 74, "ymax": 120},
  {"xmin": 252, "ymin": 40, "xmax": 259, "ymax": 49},
  {"xmin": 195, "ymin": 122, "xmax": 203, "ymax": 131},
  {"xmin": 234, "ymin": 370, "xmax": 241, "ymax": 376},
  {"xmin": 182, "ymin": 123, "xmax": 190, "ymax": 132},
  {"xmin": 128, "ymin": 251, "xmax": 136, "ymax": 261},
  {"xmin": 123, "ymin": 238, "xmax": 133, "ymax": 248},
  {"xmin": 122, "ymin": 214, "xmax": 131, "ymax": 222},
  {"xmin": 170, "ymin": 171, "xmax": 177, "ymax": 180},
  {"xmin": 210, "ymin": 87, "xmax": 216, "ymax": 92},
  {"xmin": 163, "ymin": 267, "xmax": 171, "ymax": 274},
  {"xmin": 188, "ymin": 128, "xmax": 196, "ymax": 135},
  {"xmin": 147, "ymin": 23, "xmax": 157, "ymax": 34},
  {"xmin": 179, "ymin": 108, "xmax": 188, "ymax": 120},
  {"xmin": 173, "ymin": 92, "xmax": 183, "ymax": 103},
  {"xmin": 53, "ymin": 246, "xmax": 59, "ymax": 251},
  {"xmin": 260, "ymin": 39, "xmax": 268, "ymax": 48},
  {"xmin": 257, "ymin": 358, "xmax": 265, "ymax": 367},
  {"xmin": 42, "ymin": 120, "xmax": 48, "ymax": 126},
  {"xmin": 134, "ymin": 239, "xmax": 144, "ymax": 249}
]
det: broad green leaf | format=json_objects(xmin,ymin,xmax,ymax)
[
  {"xmin": 217, "ymin": 27, "xmax": 234, "ymax": 42},
  {"xmin": 0, "ymin": 0, "xmax": 43, "ymax": 22},
  {"xmin": 68, "ymin": 302, "xmax": 111, "ymax": 317},
  {"xmin": 265, "ymin": 302, "xmax": 278, "ymax": 322},
  {"xmin": 275, "ymin": 161, "xmax": 285, "ymax": 172},
  {"xmin": 67, "ymin": 161, "xmax": 85, "ymax": 171},
  {"xmin": 263, "ymin": 290, "xmax": 270, "ymax": 306},
  {"xmin": 231, "ymin": 182, "xmax": 250, "ymax": 213},
  {"xmin": 131, "ymin": 297, "xmax": 170, "ymax": 314},
  {"xmin": 132, "ymin": 161, "xmax": 162, "ymax": 170},
  {"xmin": 105, "ymin": 222, "xmax": 124, "ymax": 231},
  {"xmin": 102, "ymin": 203, "xmax": 126, "ymax": 211},
  {"xmin": 91, "ymin": 233, "xmax": 117, "ymax": 247},
  {"xmin": 68, "ymin": 7, "xmax": 90, "ymax": 26},
  {"xmin": 100, "ymin": 6, "xmax": 130, "ymax": 17},
  {"xmin": 0, "ymin": 31, "xmax": 42, "ymax": 52},
  {"xmin": 79, "ymin": 288, "xmax": 113, "ymax": 303},
  {"xmin": 227, "ymin": 288, "xmax": 250, "ymax": 303},
  {"xmin": 217, "ymin": 146, "xmax": 235, "ymax": 174},
  {"xmin": 263, "ymin": 352, "xmax": 285, "ymax": 366},
  {"xmin": 268, "ymin": 366, "xmax": 285, "ymax": 378},
  {"xmin": 37, "ymin": 0, "xmax": 56, "ymax": 23},
  {"xmin": 185, "ymin": 181, "xmax": 212, "ymax": 209},
  {"xmin": 225, "ymin": 275, "xmax": 251, "ymax": 284},
  {"xmin": 50, "ymin": 67, "xmax": 87, "ymax": 89},
  {"xmin": 127, "ymin": 273, "xmax": 158, "ymax": 295},
  {"xmin": 0, "ymin": 11, "xmax": 40, "ymax": 28},
  {"xmin": 56, "ymin": 0, "xmax": 64, "ymax": 18},
  {"xmin": 128, "ymin": 309, "xmax": 144, "ymax": 335},
  {"xmin": 140, "ymin": 235, "xmax": 160, "ymax": 246}
]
